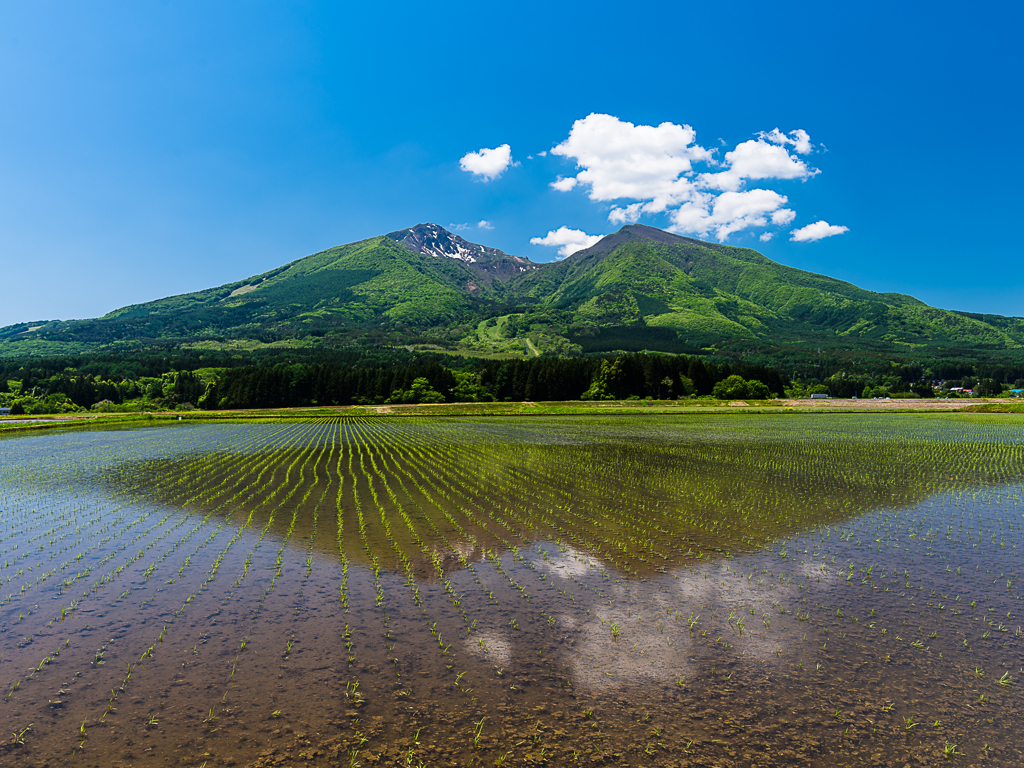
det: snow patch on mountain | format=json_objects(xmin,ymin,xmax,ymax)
[{"xmin": 386, "ymin": 223, "xmax": 540, "ymax": 276}]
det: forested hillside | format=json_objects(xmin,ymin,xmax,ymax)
[{"xmin": 2, "ymin": 224, "xmax": 1023, "ymax": 374}]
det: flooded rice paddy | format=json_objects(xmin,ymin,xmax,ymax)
[{"xmin": 0, "ymin": 413, "xmax": 1022, "ymax": 767}]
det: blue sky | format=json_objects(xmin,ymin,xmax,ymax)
[{"xmin": 1, "ymin": 1, "xmax": 1021, "ymax": 327}]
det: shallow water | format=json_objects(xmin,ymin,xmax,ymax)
[{"xmin": 0, "ymin": 414, "xmax": 1022, "ymax": 766}]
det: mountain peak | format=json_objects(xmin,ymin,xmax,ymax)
[
  {"xmin": 387, "ymin": 223, "xmax": 518, "ymax": 264},
  {"xmin": 565, "ymin": 224, "xmax": 707, "ymax": 262},
  {"xmin": 386, "ymin": 223, "xmax": 539, "ymax": 283}
]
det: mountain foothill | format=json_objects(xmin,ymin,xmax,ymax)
[{"xmin": 3, "ymin": 223, "xmax": 1022, "ymax": 366}]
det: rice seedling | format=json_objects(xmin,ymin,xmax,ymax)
[{"xmin": 10, "ymin": 723, "xmax": 32, "ymax": 747}]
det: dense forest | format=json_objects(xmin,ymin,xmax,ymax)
[
  {"xmin": 2, "ymin": 345, "xmax": 1023, "ymax": 415},
  {"xmin": 0, "ymin": 349, "xmax": 793, "ymax": 413}
]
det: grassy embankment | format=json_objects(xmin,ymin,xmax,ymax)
[{"xmin": 0, "ymin": 396, "xmax": 997, "ymax": 434}]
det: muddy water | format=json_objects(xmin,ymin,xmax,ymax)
[{"xmin": 0, "ymin": 414, "xmax": 1022, "ymax": 766}]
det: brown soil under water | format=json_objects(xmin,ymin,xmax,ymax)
[{"xmin": 0, "ymin": 414, "xmax": 1021, "ymax": 767}]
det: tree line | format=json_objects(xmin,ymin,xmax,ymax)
[
  {"xmin": 212, "ymin": 354, "xmax": 787, "ymax": 409},
  {"xmin": 0, "ymin": 352, "xmax": 788, "ymax": 413},
  {"xmin": 5, "ymin": 347, "xmax": 1023, "ymax": 415}
]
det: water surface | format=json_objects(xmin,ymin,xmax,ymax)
[{"xmin": 0, "ymin": 414, "xmax": 1022, "ymax": 766}]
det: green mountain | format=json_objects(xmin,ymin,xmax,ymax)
[
  {"xmin": 501, "ymin": 224, "xmax": 1024, "ymax": 359},
  {"xmin": 2, "ymin": 223, "xmax": 1022, "ymax": 364}
]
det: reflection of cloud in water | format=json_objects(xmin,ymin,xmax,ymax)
[
  {"xmin": 669, "ymin": 567, "xmax": 793, "ymax": 664},
  {"xmin": 798, "ymin": 559, "xmax": 837, "ymax": 583},
  {"xmin": 565, "ymin": 604, "xmax": 696, "ymax": 691},
  {"xmin": 465, "ymin": 631, "xmax": 511, "ymax": 665},
  {"xmin": 559, "ymin": 562, "xmax": 826, "ymax": 693},
  {"xmin": 536, "ymin": 545, "xmax": 601, "ymax": 580}
]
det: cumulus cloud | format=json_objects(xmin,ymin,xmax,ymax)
[
  {"xmin": 550, "ymin": 176, "xmax": 578, "ymax": 192},
  {"xmin": 550, "ymin": 113, "xmax": 712, "ymax": 220},
  {"xmin": 547, "ymin": 114, "xmax": 833, "ymax": 242},
  {"xmin": 668, "ymin": 189, "xmax": 791, "ymax": 241},
  {"xmin": 530, "ymin": 226, "xmax": 604, "ymax": 258},
  {"xmin": 608, "ymin": 202, "xmax": 647, "ymax": 225},
  {"xmin": 448, "ymin": 222, "xmax": 469, "ymax": 231},
  {"xmin": 760, "ymin": 127, "xmax": 813, "ymax": 154},
  {"xmin": 771, "ymin": 208, "xmax": 796, "ymax": 226},
  {"xmin": 477, "ymin": 220, "xmax": 494, "ymax": 230},
  {"xmin": 759, "ymin": 232, "xmax": 775, "ymax": 242},
  {"xmin": 790, "ymin": 220, "xmax": 849, "ymax": 242},
  {"xmin": 459, "ymin": 144, "xmax": 514, "ymax": 181},
  {"xmin": 698, "ymin": 139, "xmax": 818, "ymax": 192}
]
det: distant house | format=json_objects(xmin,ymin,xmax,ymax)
[
  {"xmin": 810, "ymin": 393, "xmax": 830, "ymax": 399},
  {"xmin": 0, "ymin": 407, "xmax": 10, "ymax": 415}
]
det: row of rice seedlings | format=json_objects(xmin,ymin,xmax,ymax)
[
  {"xmin": 409, "ymin": 423, "xmax": 694, "ymax": 577},
  {"xmin": 360, "ymin": 421, "xmax": 576, "ymax": 702},
  {"xmin": 351, "ymin": 422, "xmax": 571, "ymax": 760},
  {"xmin": 347, "ymin": 422, "xmax": 492, "ymax": 730},
  {"xmin": 348, "ymin": 418, "xmax": 486, "ymax": 716},
  {"xmin": 383, "ymin": 423, "xmax": 628, "ymax": 621},
  {"xmin": 384, "ymin": 423, "xmax": 709, "ymax": 759},
  {"xmin": 47, "ymin": 422, "xmax": 325, "ymax": 749},
  {"xmin": 360, "ymin": 418, "xmax": 583, "ymax": 731},
  {"xmin": 1, "ymin": 426, "xmax": 302, "ymax": 748},
  {"xmin": 389, "ymin": 415, "xmax": 1015, "ymax": 757},
  {"xmin": 374, "ymin": 421, "xmax": 646, "ymax": 648},
  {"xmin": 216, "ymin": 420, "xmax": 339, "ymax": 712},
  {"xmin": 71, "ymin": 423, "xmax": 335, "ymax": 752}
]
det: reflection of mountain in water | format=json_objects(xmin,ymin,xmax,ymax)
[{"xmin": 89, "ymin": 415, "xmax": 1013, "ymax": 579}]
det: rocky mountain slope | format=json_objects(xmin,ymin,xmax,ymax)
[{"xmin": 387, "ymin": 223, "xmax": 539, "ymax": 286}]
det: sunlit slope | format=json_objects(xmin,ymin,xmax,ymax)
[
  {"xmin": 0, "ymin": 235, "xmax": 489, "ymax": 351},
  {"xmin": 508, "ymin": 224, "xmax": 1024, "ymax": 353},
  {"xmin": 2, "ymin": 222, "xmax": 1023, "ymax": 359},
  {"xmin": 103, "ymin": 235, "xmax": 488, "ymax": 325}
]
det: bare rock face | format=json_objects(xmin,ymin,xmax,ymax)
[{"xmin": 387, "ymin": 223, "xmax": 540, "ymax": 284}]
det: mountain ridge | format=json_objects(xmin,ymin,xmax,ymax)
[
  {"xmin": 1, "ymin": 223, "xmax": 1022, "ymax": 365},
  {"xmin": 386, "ymin": 223, "xmax": 539, "ymax": 286}
]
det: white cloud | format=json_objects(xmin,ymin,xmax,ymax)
[
  {"xmin": 668, "ymin": 189, "xmax": 790, "ymax": 241},
  {"xmin": 537, "ymin": 150, "xmax": 547, "ymax": 157},
  {"xmin": 771, "ymin": 208, "xmax": 796, "ymax": 226},
  {"xmin": 546, "ymin": 115, "xmax": 836, "ymax": 244},
  {"xmin": 760, "ymin": 127, "xmax": 813, "ymax": 155},
  {"xmin": 477, "ymin": 220, "xmax": 493, "ymax": 230},
  {"xmin": 448, "ymin": 222, "xmax": 469, "ymax": 231},
  {"xmin": 759, "ymin": 232, "xmax": 775, "ymax": 242},
  {"xmin": 608, "ymin": 202, "xmax": 646, "ymax": 225},
  {"xmin": 530, "ymin": 226, "xmax": 604, "ymax": 258},
  {"xmin": 790, "ymin": 220, "xmax": 849, "ymax": 242},
  {"xmin": 459, "ymin": 144, "xmax": 514, "ymax": 181},
  {"xmin": 550, "ymin": 176, "xmax": 578, "ymax": 192},
  {"xmin": 698, "ymin": 139, "xmax": 817, "ymax": 192},
  {"xmin": 550, "ymin": 113, "xmax": 712, "ymax": 219},
  {"xmin": 789, "ymin": 129, "xmax": 812, "ymax": 155}
]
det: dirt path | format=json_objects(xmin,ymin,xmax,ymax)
[{"xmin": 776, "ymin": 397, "xmax": 972, "ymax": 411}]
